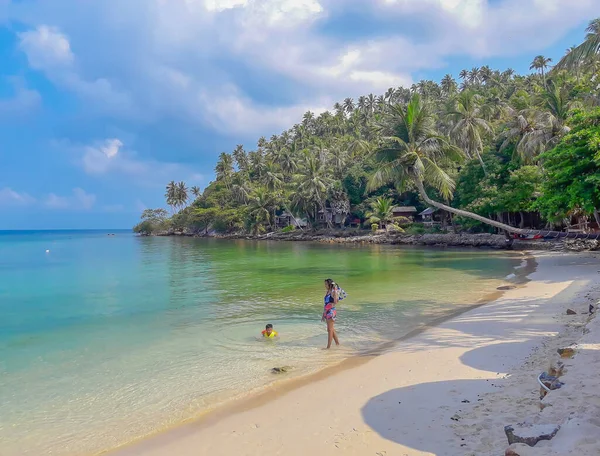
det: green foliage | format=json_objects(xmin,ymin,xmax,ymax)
[
  {"xmin": 371, "ymin": 223, "xmax": 379, "ymax": 232},
  {"xmin": 536, "ymin": 109, "xmax": 600, "ymax": 221},
  {"xmin": 405, "ymin": 224, "xmax": 426, "ymax": 235},
  {"xmin": 133, "ymin": 18, "xmax": 600, "ymax": 236},
  {"xmin": 133, "ymin": 208, "xmax": 170, "ymax": 234},
  {"xmin": 281, "ymin": 225, "xmax": 295, "ymax": 233}
]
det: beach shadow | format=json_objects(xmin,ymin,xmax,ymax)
[{"xmin": 361, "ymin": 379, "xmax": 491, "ymax": 455}]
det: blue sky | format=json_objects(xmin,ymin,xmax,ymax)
[{"xmin": 0, "ymin": 0, "xmax": 597, "ymax": 229}]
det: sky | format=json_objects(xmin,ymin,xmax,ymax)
[{"xmin": 0, "ymin": 0, "xmax": 597, "ymax": 229}]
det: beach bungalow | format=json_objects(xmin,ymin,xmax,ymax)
[
  {"xmin": 275, "ymin": 211, "xmax": 307, "ymax": 229},
  {"xmin": 392, "ymin": 206, "xmax": 418, "ymax": 221},
  {"xmin": 318, "ymin": 208, "xmax": 346, "ymax": 226},
  {"xmin": 419, "ymin": 207, "xmax": 444, "ymax": 226}
]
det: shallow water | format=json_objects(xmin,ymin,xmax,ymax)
[{"xmin": 0, "ymin": 231, "xmax": 521, "ymax": 455}]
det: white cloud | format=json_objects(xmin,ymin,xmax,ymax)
[
  {"xmin": 198, "ymin": 85, "xmax": 329, "ymax": 134},
  {"xmin": 0, "ymin": 78, "xmax": 41, "ymax": 116},
  {"xmin": 0, "ymin": 187, "xmax": 36, "ymax": 206},
  {"xmin": 18, "ymin": 25, "xmax": 73, "ymax": 69},
  {"xmin": 82, "ymin": 138, "xmax": 124, "ymax": 174},
  {"xmin": 56, "ymin": 137, "xmax": 204, "ymax": 187},
  {"xmin": 44, "ymin": 187, "xmax": 96, "ymax": 210},
  {"xmin": 6, "ymin": 0, "xmax": 598, "ymax": 139},
  {"xmin": 17, "ymin": 25, "xmax": 136, "ymax": 117}
]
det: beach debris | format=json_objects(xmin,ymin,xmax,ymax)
[
  {"xmin": 505, "ymin": 443, "xmax": 532, "ymax": 456},
  {"xmin": 504, "ymin": 423, "xmax": 560, "ymax": 447},
  {"xmin": 557, "ymin": 347, "xmax": 576, "ymax": 358},
  {"xmin": 271, "ymin": 366, "xmax": 292, "ymax": 374},
  {"xmin": 566, "ymin": 308, "xmax": 577, "ymax": 315},
  {"xmin": 497, "ymin": 285, "xmax": 516, "ymax": 290},
  {"xmin": 450, "ymin": 414, "xmax": 461, "ymax": 421},
  {"xmin": 590, "ymin": 303, "xmax": 595, "ymax": 314},
  {"xmin": 538, "ymin": 372, "xmax": 564, "ymax": 399},
  {"xmin": 461, "ymin": 399, "xmax": 470, "ymax": 403}
]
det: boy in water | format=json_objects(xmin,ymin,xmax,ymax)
[{"xmin": 261, "ymin": 323, "xmax": 278, "ymax": 339}]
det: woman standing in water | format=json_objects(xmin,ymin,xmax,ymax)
[{"xmin": 322, "ymin": 278, "xmax": 340, "ymax": 349}]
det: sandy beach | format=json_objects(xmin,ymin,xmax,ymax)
[{"xmin": 109, "ymin": 252, "xmax": 600, "ymax": 456}]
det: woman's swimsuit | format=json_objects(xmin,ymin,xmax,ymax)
[{"xmin": 323, "ymin": 293, "xmax": 337, "ymax": 321}]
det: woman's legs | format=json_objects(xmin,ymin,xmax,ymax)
[{"xmin": 326, "ymin": 319, "xmax": 340, "ymax": 348}]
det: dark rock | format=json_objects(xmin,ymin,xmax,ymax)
[
  {"xmin": 504, "ymin": 424, "xmax": 560, "ymax": 447},
  {"xmin": 590, "ymin": 304, "xmax": 595, "ymax": 314},
  {"xmin": 566, "ymin": 308, "xmax": 577, "ymax": 315},
  {"xmin": 271, "ymin": 366, "xmax": 292, "ymax": 374},
  {"xmin": 497, "ymin": 285, "xmax": 517, "ymax": 291}
]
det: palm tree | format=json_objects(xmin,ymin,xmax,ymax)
[
  {"xmin": 294, "ymin": 152, "xmax": 332, "ymax": 227},
  {"xmin": 369, "ymin": 93, "xmax": 528, "ymax": 235},
  {"xmin": 191, "ymin": 186, "xmax": 201, "ymax": 199},
  {"xmin": 232, "ymin": 145, "xmax": 249, "ymax": 172},
  {"xmin": 441, "ymin": 74, "xmax": 457, "ymax": 96},
  {"xmin": 468, "ymin": 67, "xmax": 481, "ymax": 86},
  {"xmin": 215, "ymin": 152, "xmax": 234, "ymax": 188},
  {"xmin": 165, "ymin": 180, "xmax": 178, "ymax": 214},
  {"xmin": 447, "ymin": 91, "xmax": 494, "ymax": 173},
  {"xmin": 366, "ymin": 197, "xmax": 395, "ymax": 230},
  {"xmin": 530, "ymin": 55, "xmax": 552, "ymax": 86},
  {"xmin": 499, "ymin": 109, "xmax": 553, "ymax": 164},
  {"xmin": 556, "ymin": 18, "xmax": 600, "ymax": 72},
  {"xmin": 248, "ymin": 187, "xmax": 276, "ymax": 231},
  {"xmin": 176, "ymin": 181, "xmax": 188, "ymax": 209},
  {"xmin": 343, "ymin": 97, "xmax": 355, "ymax": 114},
  {"xmin": 459, "ymin": 69, "xmax": 469, "ymax": 83}
]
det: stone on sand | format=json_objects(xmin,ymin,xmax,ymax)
[{"xmin": 504, "ymin": 423, "xmax": 560, "ymax": 447}]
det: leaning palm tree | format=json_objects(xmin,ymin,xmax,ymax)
[
  {"xmin": 447, "ymin": 91, "xmax": 493, "ymax": 173},
  {"xmin": 369, "ymin": 93, "xmax": 528, "ymax": 235},
  {"xmin": 366, "ymin": 197, "xmax": 395, "ymax": 230},
  {"xmin": 556, "ymin": 18, "xmax": 600, "ymax": 72}
]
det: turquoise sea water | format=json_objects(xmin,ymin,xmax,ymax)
[{"xmin": 0, "ymin": 231, "xmax": 521, "ymax": 455}]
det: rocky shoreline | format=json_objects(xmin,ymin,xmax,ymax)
[{"xmin": 152, "ymin": 230, "xmax": 600, "ymax": 252}]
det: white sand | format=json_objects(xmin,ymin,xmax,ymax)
[{"xmin": 109, "ymin": 252, "xmax": 600, "ymax": 456}]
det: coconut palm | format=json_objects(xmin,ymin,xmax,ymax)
[
  {"xmin": 366, "ymin": 197, "xmax": 395, "ymax": 230},
  {"xmin": 176, "ymin": 181, "xmax": 188, "ymax": 209},
  {"xmin": 215, "ymin": 152, "xmax": 234, "ymax": 188},
  {"xmin": 459, "ymin": 69, "xmax": 469, "ymax": 83},
  {"xmin": 556, "ymin": 18, "xmax": 600, "ymax": 72},
  {"xmin": 369, "ymin": 93, "xmax": 528, "ymax": 235},
  {"xmin": 248, "ymin": 187, "xmax": 276, "ymax": 231},
  {"xmin": 165, "ymin": 180, "xmax": 178, "ymax": 214},
  {"xmin": 530, "ymin": 55, "xmax": 552, "ymax": 86},
  {"xmin": 232, "ymin": 145, "xmax": 248, "ymax": 172},
  {"xmin": 294, "ymin": 152, "xmax": 333, "ymax": 227},
  {"xmin": 441, "ymin": 74, "xmax": 457, "ymax": 96},
  {"xmin": 447, "ymin": 91, "xmax": 494, "ymax": 173},
  {"xmin": 343, "ymin": 97, "xmax": 355, "ymax": 114},
  {"xmin": 191, "ymin": 186, "xmax": 201, "ymax": 199},
  {"xmin": 499, "ymin": 109, "xmax": 553, "ymax": 164}
]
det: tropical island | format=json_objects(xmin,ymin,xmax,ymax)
[{"xmin": 134, "ymin": 19, "xmax": 600, "ymax": 248}]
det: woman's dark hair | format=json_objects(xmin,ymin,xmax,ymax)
[{"xmin": 324, "ymin": 278, "xmax": 336, "ymax": 292}]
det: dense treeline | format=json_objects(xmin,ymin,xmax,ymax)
[{"xmin": 134, "ymin": 19, "xmax": 600, "ymax": 236}]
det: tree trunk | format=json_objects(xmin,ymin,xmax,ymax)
[
  {"xmin": 519, "ymin": 211, "xmax": 525, "ymax": 229},
  {"xmin": 593, "ymin": 208, "xmax": 600, "ymax": 228},
  {"xmin": 414, "ymin": 178, "xmax": 527, "ymax": 235}
]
